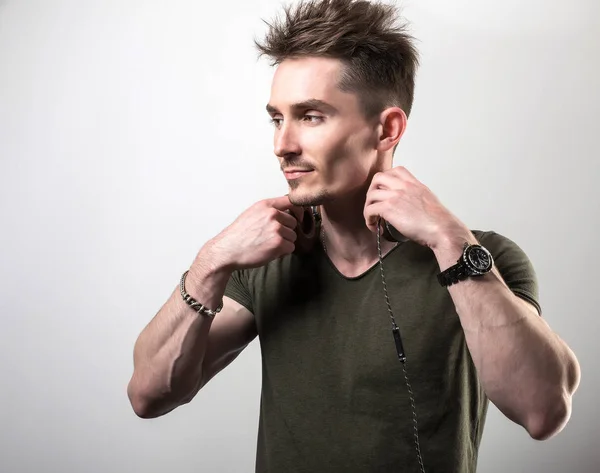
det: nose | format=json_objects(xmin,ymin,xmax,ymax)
[{"xmin": 274, "ymin": 121, "xmax": 301, "ymax": 158}]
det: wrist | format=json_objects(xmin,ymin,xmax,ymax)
[
  {"xmin": 432, "ymin": 227, "xmax": 479, "ymax": 272},
  {"xmin": 185, "ymin": 242, "xmax": 235, "ymax": 306},
  {"xmin": 197, "ymin": 237, "xmax": 237, "ymax": 274}
]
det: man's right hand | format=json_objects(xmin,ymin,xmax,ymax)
[{"xmin": 208, "ymin": 195, "xmax": 305, "ymax": 270}]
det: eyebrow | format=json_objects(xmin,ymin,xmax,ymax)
[{"xmin": 266, "ymin": 99, "xmax": 338, "ymax": 115}]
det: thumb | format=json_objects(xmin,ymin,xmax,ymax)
[{"xmin": 269, "ymin": 194, "xmax": 295, "ymax": 211}]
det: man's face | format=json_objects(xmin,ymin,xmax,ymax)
[{"xmin": 266, "ymin": 56, "xmax": 380, "ymax": 207}]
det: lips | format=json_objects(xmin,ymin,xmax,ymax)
[{"xmin": 284, "ymin": 169, "xmax": 313, "ymax": 179}]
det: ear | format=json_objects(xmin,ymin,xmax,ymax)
[{"xmin": 376, "ymin": 107, "xmax": 407, "ymax": 153}]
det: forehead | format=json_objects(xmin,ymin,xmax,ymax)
[{"xmin": 269, "ymin": 56, "xmax": 358, "ymax": 111}]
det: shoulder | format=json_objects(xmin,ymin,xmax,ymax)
[
  {"xmin": 471, "ymin": 229, "xmax": 535, "ymax": 260},
  {"xmin": 471, "ymin": 229, "xmax": 542, "ymax": 316},
  {"xmin": 230, "ymin": 250, "xmax": 318, "ymax": 289},
  {"xmin": 471, "ymin": 229, "xmax": 536, "ymax": 270}
]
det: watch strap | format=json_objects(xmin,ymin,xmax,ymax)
[{"xmin": 437, "ymin": 262, "xmax": 470, "ymax": 287}]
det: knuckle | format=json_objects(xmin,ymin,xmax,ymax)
[
  {"xmin": 269, "ymin": 221, "xmax": 281, "ymax": 234},
  {"xmin": 280, "ymin": 239, "xmax": 294, "ymax": 253},
  {"xmin": 274, "ymin": 234, "xmax": 286, "ymax": 247}
]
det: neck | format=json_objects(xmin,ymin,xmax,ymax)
[{"xmin": 319, "ymin": 188, "xmax": 397, "ymax": 268}]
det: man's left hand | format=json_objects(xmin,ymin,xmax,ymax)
[{"xmin": 364, "ymin": 166, "xmax": 469, "ymax": 250}]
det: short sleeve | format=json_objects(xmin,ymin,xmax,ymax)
[
  {"xmin": 478, "ymin": 230, "xmax": 543, "ymax": 316},
  {"xmin": 223, "ymin": 269, "xmax": 254, "ymax": 314}
]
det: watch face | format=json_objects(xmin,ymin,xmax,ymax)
[{"xmin": 465, "ymin": 245, "xmax": 493, "ymax": 272}]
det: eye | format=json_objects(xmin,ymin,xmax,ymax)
[
  {"xmin": 302, "ymin": 115, "xmax": 323, "ymax": 123},
  {"xmin": 269, "ymin": 115, "xmax": 323, "ymax": 128},
  {"xmin": 269, "ymin": 117, "xmax": 283, "ymax": 127}
]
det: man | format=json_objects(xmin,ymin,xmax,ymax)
[{"xmin": 127, "ymin": 0, "xmax": 581, "ymax": 472}]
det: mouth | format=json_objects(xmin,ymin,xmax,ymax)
[{"xmin": 284, "ymin": 170, "xmax": 313, "ymax": 180}]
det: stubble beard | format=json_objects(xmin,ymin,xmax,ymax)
[{"xmin": 287, "ymin": 184, "xmax": 333, "ymax": 208}]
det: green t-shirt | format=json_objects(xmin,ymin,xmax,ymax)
[{"xmin": 223, "ymin": 230, "xmax": 541, "ymax": 473}]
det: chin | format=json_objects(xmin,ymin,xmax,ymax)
[{"xmin": 288, "ymin": 188, "xmax": 332, "ymax": 207}]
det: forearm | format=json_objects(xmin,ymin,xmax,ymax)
[
  {"xmin": 128, "ymin": 242, "xmax": 232, "ymax": 417},
  {"xmin": 432, "ymin": 231, "xmax": 580, "ymax": 440}
]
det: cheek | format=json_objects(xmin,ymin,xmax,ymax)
[
  {"xmin": 302, "ymin": 126, "xmax": 345, "ymax": 153},
  {"xmin": 304, "ymin": 123, "xmax": 373, "ymax": 181},
  {"xmin": 327, "ymin": 146, "xmax": 372, "ymax": 187},
  {"xmin": 308, "ymin": 122, "xmax": 366, "ymax": 156}
]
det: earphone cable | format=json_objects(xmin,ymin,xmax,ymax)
[
  {"xmin": 318, "ymin": 211, "xmax": 426, "ymax": 472},
  {"xmin": 375, "ymin": 217, "xmax": 426, "ymax": 473}
]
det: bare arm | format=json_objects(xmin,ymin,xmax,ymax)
[
  {"xmin": 432, "ymin": 230, "xmax": 581, "ymax": 441},
  {"xmin": 126, "ymin": 242, "xmax": 256, "ymax": 418},
  {"xmin": 126, "ymin": 195, "xmax": 303, "ymax": 419},
  {"xmin": 363, "ymin": 167, "xmax": 580, "ymax": 440}
]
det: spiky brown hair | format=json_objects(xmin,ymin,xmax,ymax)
[{"xmin": 254, "ymin": 0, "xmax": 420, "ymax": 120}]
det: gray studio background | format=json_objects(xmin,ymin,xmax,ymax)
[{"xmin": 1, "ymin": 0, "xmax": 598, "ymax": 472}]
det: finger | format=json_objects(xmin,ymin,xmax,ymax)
[
  {"xmin": 396, "ymin": 166, "xmax": 419, "ymax": 183},
  {"xmin": 364, "ymin": 201, "xmax": 389, "ymax": 234},
  {"xmin": 285, "ymin": 205, "xmax": 306, "ymax": 223},
  {"xmin": 269, "ymin": 195, "xmax": 305, "ymax": 224},
  {"xmin": 367, "ymin": 171, "xmax": 397, "ymax": 194},
  {"xmin": 269, "ymin": 194, "xmax": 301, "ymax": 212},
  {"xmin": 365, "ymin": 188, "xmax": 392, "ymax": 207},
  {"xmin": 277, "ymin": 240, "xmax": 296, "ymax": 257},
  {"xmin": 372, "ymin": 171, "xmax": 402, "ymax": 190},
  {"xmin": 278, "ymin": 224, "xmax": 298, "ymax": 243},
  {"xmin": 364, "ymin": 201, "xmax": 379, "ymax": 232},
  {"xmin": 274, "ymin": 209, "xmax": 299, "ymax": 229},
  {"xmin": 366, "ymin": 172, "xmax": 384, "ymax": 194}
]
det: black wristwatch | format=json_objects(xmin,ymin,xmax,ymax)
[{"xmin": 437, "ymin": 242, "xmax": 494, "ymax": 287}]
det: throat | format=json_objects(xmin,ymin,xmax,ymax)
[
  {"xmin": 322, "ymin": 241, "xmax": 399, "ymax": 279},
  {"xmin": 318, "ymin": 218, "xmax": 400, "ymax": 278}
]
